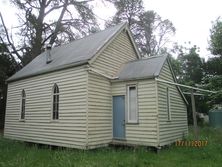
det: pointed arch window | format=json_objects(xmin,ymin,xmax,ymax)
[
  {"xmin": 21, "ymin": 89, "xmax": 26, "ymax": 120},
  {"xmin": 52, "ymin": 84, "xmax": 59, "ymax": 120}
]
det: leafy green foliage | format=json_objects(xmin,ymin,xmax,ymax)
[
  {"xmin": 204, "ymin": 17, "xmax": 222, "ymax": 106},
  {"xmin": 0, "ymin": 43, "xmax": 17, "ymax": 129},
  {"xmin": 204, "ymin": 57, "xmax": 222, "ymax": 75},
  {"xmin": 0, "ymin": 43, "xmax": 17, "ymax": 88},
  {"xmin": 202, "ymin": 75, "xmax": 222, "ymax": 105},
  {"xmin": 209, "ymin": 17, "xmax": 222, "ymax": 57},
  {"xmin": 177, "ymin": 46, "xmax": 204, "ymax": 85}
]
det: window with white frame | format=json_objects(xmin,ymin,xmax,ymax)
[
  {"xmin": 20, "ymin": 89, "xmax": 26, "ymax": 120},
  {"xmin": 127, "ymin": 85, "xmax": 138, "ymax": 123},
  {"xmin": 167, "ymin": 87, "xmax": 171, "ymax": 121},
  {"xmin": 52, "ymin": 84, "xmax": 59, "ymax": 120}
]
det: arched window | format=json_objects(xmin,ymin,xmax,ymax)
[
  {"xmin": 52, "ymin": 84, "xmax": 59, "ymax": 120},
  {"xmin": 21, "ymin": 89, "xmax": 26, "ymax": 120}
]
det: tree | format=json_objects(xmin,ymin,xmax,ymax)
[
  {"xmin": 136, "ymin": 11, "xmax": 175, "ymax": 56},
  {"xmin": 168, "ymin": 55, "xmax": 182, "ymax": 79},
  {"xmin": 209, "ymin": 17, "xmax": 222, "ymax": 57},
  {"xmin": 177, "ymin": 46, "xmax": 204, "ymax": 85},
  {"xmin": 0, "ymin": 0, "xmax": 99, "ymax": 66},
  {"xmin": 106, "ymin": 0, "xmax": 144, "ymax": 31},
  {"xmin": 0, "ymin": 43, "xmax": 17, "ymax": 129},
  {"xmin": 203, "ymin": 17, "xmax": 222, "ymax": 106},
  {"xmin": 107, "ymin": 0, "xmax": 175, "ymax": 56},
  {"xmin": 0, "ymin": 43, "xmax": 17, "ymax": 86}
]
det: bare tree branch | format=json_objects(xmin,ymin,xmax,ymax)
[
  {"xmin": 0, "ymin": 12, "xmax": 22, "ymax": 61},
  {"xmin": 49, "ymin": 0, "xmax": 68, "ymax": 45}
]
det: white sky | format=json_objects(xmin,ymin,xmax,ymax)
[{"xmin": 1, "ymin": 0, "xmax": 222, "ymax": 59}]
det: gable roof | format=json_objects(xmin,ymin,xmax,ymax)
[
  {"xmin": 8, "ymin": 23, "xmax": 140, "ymax": 82},
  {"xmin": 117, "ymin": 55, "xmax": 167, "ymax": 80}
]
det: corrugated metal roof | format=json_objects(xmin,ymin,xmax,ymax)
[
  {"xmin": 117, "ymin": 55, "xmax": 167, "ymax": 80},
  {"xmin": 8, "ymin": 23, "xmax": 127, "ymax": 82}
]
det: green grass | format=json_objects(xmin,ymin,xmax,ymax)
[{"xmin": 0, "ymin": 127, "xmax": 222, "ymax": 167}]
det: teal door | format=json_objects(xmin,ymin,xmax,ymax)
[{"xmin": 113, "ymin": 96, "xmax": 125, "ymax": 139}]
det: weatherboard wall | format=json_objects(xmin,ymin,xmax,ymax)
[
  {"xmin": 111, "ymin": 79, "xmax": 158, "ymax": 147},
  {"xmin": 4, "ymin": 66, "xmax": 88, "ymax": 149},
  {"xmin": 91, "ymin": 31, "xmax": 138, "ymax": 76},
  {"xmin": 87, "ymin": 73, "xmax": 112, "ymax": 148},
  {"xmin": 157, "ymin": 61, "xmax": 188, "ymax": 146},
  {"xmin": 86, "ymin": 30, "xmax": 139, "ymax": 148}
]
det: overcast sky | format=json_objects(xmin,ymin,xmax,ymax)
[{"xmin": 1, "ymin": 0, "xmax": 222, "ymax": 59}]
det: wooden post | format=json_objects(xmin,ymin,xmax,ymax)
[{"xmin": 191, "ymin": 89, "xmax": 198, "ymax": 140}]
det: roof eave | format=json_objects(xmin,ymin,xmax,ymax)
[
  {"xmin": 166, "ymin": 58, "xmax": 189, "ymax": 105},
  {"xmin": 7, "ymin": 60, "xmax": 89, "ymax": 83}
]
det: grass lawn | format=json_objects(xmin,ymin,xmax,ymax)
[{"xmin": 0, "ymin": 127, "xmax": 222, "ymax": 167}]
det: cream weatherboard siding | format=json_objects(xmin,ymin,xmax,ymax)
[
  {"xmin": 85, "ymin": 30, "xmax": 143, "ymax": 148},
  {"xmin": 87, "ymin": 73, "xmax": 112, "ymax": 148},
  {"xmin": 91, "ymin": 31, "xmax": 138, "ymax": 76},
  {"xmin": 4, "ymin": 66, "xmax": 88, "ymax": 149},
  {"xmin": 157, "ymin": 61, "xmax": 188, "ymax": 146},
  {"xmin": 111, "ymin": 80, "xmax": 158, "ymax": 147},
  {"xmin": 86, "ymin": 31, "xmax": 138, "ymax": 148}
]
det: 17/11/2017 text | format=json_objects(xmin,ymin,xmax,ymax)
[{"xmin": 175, "ymin": 140, "xmax": 208, "ymax": 147}]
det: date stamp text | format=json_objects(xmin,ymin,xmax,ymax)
[{"xmin": 175, "ymin": 140, "xmax": 208, "ymax": 147}]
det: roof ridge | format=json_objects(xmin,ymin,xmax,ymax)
[
  {"xmin": 7, "ymin": 22, "xmax": 128, "ymax": 82},
  {"xmin": 49, "ymin": 22, "xmax": 127, "ymax": 51},
  {"xmin": 127, "ymin": 55, "xmax": 167, "ymax": 63}
]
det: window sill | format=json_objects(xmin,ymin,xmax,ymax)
[
  {"xmin": 126, "ymin": 122, "xmax": 139, "ymax": 125},
  {"xmin": 19, "ymin": 119, "xmax": 25, "ymax": 122}
]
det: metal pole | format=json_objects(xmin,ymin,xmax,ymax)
[
  {"xmin": 155, "ymin": 78, "xmax": 217, "ymax": 94},
  {"xmin": 191, "ymin": 89, "xmax": 198, "ymax": 140}
]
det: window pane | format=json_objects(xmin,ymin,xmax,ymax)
[
  {"xmin": 21, "ymin": 91, "xmax": 25, "ymax": 120},
  {"xmin": 52, "ymin": 84, "xmax": 59, "ymax": 120},
  {"xmin": 53, "ymin": 111, "xmax": 56, "ymax": 119},
  {"xmin": 129, "ymin": 86, "xmax": 137, "ymax": 122},
  {"xmin": 56, "ymin": 111, "xmax": 59, "ymax": 119},
  {"xmin": 53, "ymin": 95, "xmax": 56, "ymax": 102},
  {"xmin": 53, "ymin": 84, "xmax": 59, "ymax": 94}
]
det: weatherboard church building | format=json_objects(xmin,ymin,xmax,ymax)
[{"xmin": 4, "ymin": 23, "xmax": 188, "ymax": 149}]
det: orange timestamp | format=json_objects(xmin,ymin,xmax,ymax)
[{"xmin": 175, "ymin": 140, "xmax": 208, "ymax": 147}]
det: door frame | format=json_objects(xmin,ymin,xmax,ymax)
[{"xmin": 112, "ymin": 95, "xmax": 126, "ymax": 140}]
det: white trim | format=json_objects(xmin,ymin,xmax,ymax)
[
  {"xmin": 51, "ymin": 83, "xmax": 59, "ymax": 120},
  {"xmin": 125, "ymin": 26, "xmax": 141, "ymax": 59},
  {"xmin": 88, "ymin": 23, "xmax": 141, "ymax": 65},
  {"xmin": 86, "ymin": 71, "xmax": 89, "ymax": 148},
  {"xmin": 155, "ymin": 79, "xmax": 160, "ymax": 146},
  {"xmin": 127, "ymin": 85, "xmax": 138, "ymax": 123},
  {"xmin": 167, "ymin": 87, "xmax": 171, "ymax": 121}
]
